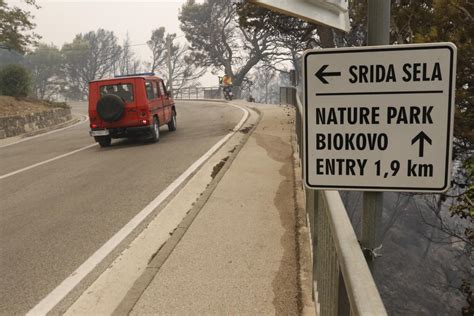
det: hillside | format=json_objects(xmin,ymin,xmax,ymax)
[{"xmin": 0, "ymin": 96, "xmax": 67, "ymax": 117}]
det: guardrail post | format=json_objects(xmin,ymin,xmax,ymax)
[
  {"xmin": 312, "ymin": 190, "xmax": 319, "ymax": 302},
  {"xmin": 362, "ymin": 192, "xmax": 383, "ymax": 266},
  {"xmin": 290, "ymin": 69, "xmax": 296, "ymax": 86},
  {"xmin": 328, "ymin": 241, "xmax": 338, "ymax": 315},
  {"xmin": 306, "ymin": 189, "xmax": 318, "ymax": 301},
  {"xmin": 319, "ymin": 195, "xmax": 329, "ymax": 315},
  {"xmin": 337, "ymin": 269, "xmax": 350, "ymax": 315}
]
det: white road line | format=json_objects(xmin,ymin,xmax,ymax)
[
  {"xmin": 26, "ymin": 103, "xmax": 249, "ymax": 316},
  {"xmin": 0, "ymin": 114, "xmax": 88, "ymax": 149},
  {"xmin": 0, "ymin": 143, "xmax": 97, "ymax": 180}
]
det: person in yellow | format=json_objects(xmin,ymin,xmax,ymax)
[
  {"xmin": 221, "ymin": 74, "xmax": 233, "ymax": 100},
  {"xmin": 222, "ymin": 74, "xmax": 232, "ymax": 87}
]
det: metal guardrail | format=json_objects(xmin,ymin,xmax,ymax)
[
  {"xmin": 172, "ymin": 86, "xmax": 241, "ymax": 100},
  {"xmin": 279, "ymin": 86, "xmax": 297, "ymax": 106},
  {"xmin": 282, "ymin": 86, "xmax": 387, "ymax": 316}
]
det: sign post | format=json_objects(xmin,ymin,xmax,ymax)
[{"xmin": 363, "ymin": 0, "xmax": 390, "ymax": 263}]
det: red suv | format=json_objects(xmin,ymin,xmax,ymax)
[{"xmin": 88, "ymin": 73, "xmax": 177, "ymax": 147}]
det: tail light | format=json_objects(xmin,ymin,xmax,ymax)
[
  {"xmin": 91, "ymin": 123, "xmax": 98, "ymax": 129},
  {"xmin": 141, "ymin": 119, "xmax": 148, "ymax": 125}
]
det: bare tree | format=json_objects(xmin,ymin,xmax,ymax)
[
  {"xmin": 61, "ymin": 29, "xmax": 122, "ymax": 99},
  {"xmin": 163, "ymin": 41, "xmax": 205, "ymax": 91},
  {"xmin": 179, "ymin": 0, "xmax": 280, "ymax": 88},
  {"xmin": 252, "ymin": 64, "xmax": 276, "ymax": 103},
  {"xmin": 26, "ymin": 43, "xmax": 63, "ymax": 99},
  {"xmin": 236, "ymin": 0, "xmax": 364, "ymax": 79},
  {"xmin": 416, "ymin": 193, "xmax": 473, "ymax": 259},
  {"xmin": 117, "ymin": 33, "xmax": 141, "ymax": 76},
  {"xmin": 147, "ymin": 27, "xmax": 167, "ymax": 73},
  {"xmin": 147, "ymin": 27, "xmax": 205, "ymax": 93}
]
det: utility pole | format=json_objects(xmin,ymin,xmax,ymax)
[
  {"xmin": 361, "ymin": 0, "xmax": 391, "ymax": 268},
  {"xmin": 166, "ymin": 37, "xmax": 173, "ymax": 96}
]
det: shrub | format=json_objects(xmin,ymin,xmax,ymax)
[{"xmin": 0, "ymin": 64, "xmax": 31, "ymax": 97}]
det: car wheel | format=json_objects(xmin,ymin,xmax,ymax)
[
  {"xmin": 150, "ymin": 116, "xmax": 160, "ymax": 142},
  {"xmin": 168, "ymin": 110, "xmax": 177, "ymax": 131},
  {"xmin": 95, "ymin": 136, "xmax": 112, "ymax": 147}
]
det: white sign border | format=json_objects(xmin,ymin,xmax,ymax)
[{"xmin": 303, "ymin": 43, "xmax": 457, "ymax": 193}]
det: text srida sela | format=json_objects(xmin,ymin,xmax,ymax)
[{"xmin": 348, "ymin": 62, "xmax": 442, "ymax": 83}]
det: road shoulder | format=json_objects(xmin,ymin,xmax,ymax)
[{"xmin": 127, "ymin": 103, "xmax": 311, "ymax": 315}]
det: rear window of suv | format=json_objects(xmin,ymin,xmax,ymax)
[{"xmin": 100, "ymin": 83, "xmax": 134, "ymax": 102}]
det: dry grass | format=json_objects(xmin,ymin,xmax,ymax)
[{"xmin": 0, "ymin": 96, "xmax": 68, "ymax": 117}]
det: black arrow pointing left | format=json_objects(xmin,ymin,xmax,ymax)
[{"xmin": 315, "ymin": 65, "xmax": 341, "ymax": 84}]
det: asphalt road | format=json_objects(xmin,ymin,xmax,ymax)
[{"xmin": 0, "ymin": 101, "xmax": 242, "ymax": 315}]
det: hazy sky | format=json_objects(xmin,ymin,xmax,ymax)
[{"xmin": 7, "ymin": 0, "xmax": 217, "ymax": 85}]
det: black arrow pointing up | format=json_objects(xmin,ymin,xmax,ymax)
[
  {"xmin": 315, "ymin": 65, "xmax": 341, "ymax": 84},
  {"xmin": 411, "ymin": 131, "xmax": 432, "ymax": 157}
]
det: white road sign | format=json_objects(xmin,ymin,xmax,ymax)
[
  {"xmin": 303, "ymin": 43, "xmax": 457, "ymax": 192},
  {"xmin": 249, "ymin": 0, "xmax": 350, "ymax": 32}
]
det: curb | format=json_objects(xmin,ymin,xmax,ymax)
[
  {"xmin": 175, "ymin": 98, "xmax": 226, "ymax": 103},
  {"xmin": 0, "ymin": 106, "xmax": 74, "ymax": 139},
  {"xmin": 23, "ymin": 116, "xmax": 82, "ymax": 137},
  {"xmin": 289, "ymin": 105, "xmax": 317, "ymax": 315},
  {"xmin": 0, "ymin": 114, "xmax": 87, "ymax": 148}
]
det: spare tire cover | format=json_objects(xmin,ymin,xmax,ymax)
[{"xmin": 96, "ymin": 95, "xmax": 125, "ymax": 122}]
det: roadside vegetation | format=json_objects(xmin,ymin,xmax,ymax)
[
  {"xmin": 0, "ymin": 0, "xmax": 67, "ymax": 114},
  {"xmin": 0, "ymin": 63, "xmax": 31, "ymax": 97}
]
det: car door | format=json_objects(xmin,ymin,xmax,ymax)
[
  {"xmin": 146, "ymin": 80, "xmax": 165, "ymax": 124},
  {"xmin": 159, "ymin": 80, "xmax": 171, "ymax": 123}
]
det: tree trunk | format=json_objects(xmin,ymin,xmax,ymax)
[{"xmin": 318, "ymin": 26, "xmax": 335, "ymax": 48}]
